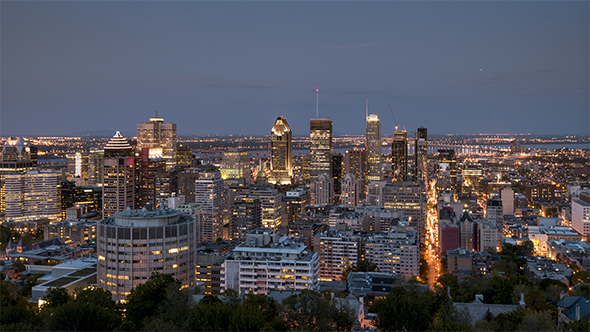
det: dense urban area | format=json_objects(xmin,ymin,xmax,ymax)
[{"xmin": 0, "ymin": 116, "xmax": 589, "ymax": 331}]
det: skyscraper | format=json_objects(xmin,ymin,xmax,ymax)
[
  {"xmin": 311, "ymin": 173, "xmax": 334, "ymax": 206},
  {"xmin": 269, "ymin": 117, "xmax": 292, "ymax": 185},
  {"xmin": 391, "ymin": 131, "xmax": 408, "ymax": 182},
  {"xmin": 0, "ymin": 137, "xmax": 35, "ymax": 217},
  {"xmin": 341, "ymin": 173, "xmax": 361, "ymax": 207},
  {"xmin": 414, "ymin": 127, "xmax": 427, "ymax": 185},
  {"xmin": 88, "ymin": 148, "xmax": 104, "ymax": 187},
  {"xmin": 137, "ymin": 115, "xmax": 177, "ymax": 170},
  {"xmin": 220, "ymin": 147, "xmax": 253, "ymax": 184},
  {"xmin": 344, "ymin": 148, "xmax": 366, "ymax": 187},
  {"xmin": 366, "ymin": 114, "xmax": 382, "ymax": 181},
  {"xmin": 195, "ymin": 172, "xmax": 224, "ymax": 242},
  {"xmin": 331, "ymin": 152, "xmax": 343, "ymax": 200},
  {"xmin": 437, "ymin": 149, "xmax": 458, "ymax": 194},
  {"xmin": 102, "ymin": 132, "xmax": 135, "ymax": 218},
  {"xmin": 309, "ymin": 119, "xmax": 332, "ymax": 181},
  {"xmin": 231, "ymin": 195, "xmax": 262, "ymax": 245}
]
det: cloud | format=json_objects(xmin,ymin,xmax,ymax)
[{"xmin": 472, "ymin": 68, "xmax": 565, "ymax": 84}]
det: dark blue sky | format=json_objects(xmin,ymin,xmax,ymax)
[{"xmin": 1, "ymin": 1, "xmax": 588, "ymax": 136}]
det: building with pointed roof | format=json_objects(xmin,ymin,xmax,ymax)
[
  {"xmin": 102, "ymin": 132, "xmax": 135, "ymax": 218},
  {"xmin": 269, "ymin": 117, "xmax": 292, "ymax": 185}
]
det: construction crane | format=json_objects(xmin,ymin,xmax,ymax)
[{"xmin": 388, "ymin": 105, "xmax": 400, "ymax": 132}]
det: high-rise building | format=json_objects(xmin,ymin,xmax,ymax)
[
  {"xmin": 222, "ymin": 229, "xmax": 320, "ymax": 295},
  {"xmin": 88, "ymin": 148, "xmax": 104, "ymax": 187},
  {"xmin": 97, "ymin": 207, "xmax": 196, "ymax": 302},
  {"xmin": 478, "ymin": 220, "xmax": 498, "ymax": 252},
  {"xmin": 572, "ymin": 192, "xmax": 590, "ymax": 239},
  {"xmin": 486, "ymin": 198, "xmax": 504, "ymax": 232},
  {"xmin": 366, "ymin": 114, "xmax": 382, "ymax": 181},
  {"xmin": 4, "ymin": 170, "xmax": 61, "ymax": 222},
  {"xmin": 178, "ymin": 168, "xmax": 200, "ymax": 203},
  {"xmin": 176, "ymin": 144, "xmax": 193, "ymax": 169},
  {"xmin": 341, "ymin": 173, "xmax": 361, "ymax": 207},
  {"xmin": 1, "ymin": 137, "xmax": 35, "ymax": 216},
  {"xmin": 363, "ymin": 228, "xmax": 419, "ymax": 278},
  {"xmin": 135, "ymin": 148, "xmax": 165, "ymax": 209},
  {"xmin": 311, "ymin": 173, "xmax": 334, "ymax": 206},
  {"xmin": 331, "ymin": 152, "xmax": 343, "ymax": 201},
  {"xmin": 195, "ymin": 172, "xmax": 224, "ymax": 242},
  {"xmin": 309, "ymin": 119, "xmax": 332, "ymax": 181},
  {"xmin": 391, "ymin": 131, "xmax": 408, "ymax": 182},
  {"xmin": 501, "ymin": 187, "xmax": 514, "ymax": 216},
  {"xmin": 462, "ymin": 163, "xmax": 483, "ymax": 193},
  {"xmin": 414, "ymin": 127, "xmax": 427, "ymax": 185},
  {"xmin": 102, "ymin": 132, "xmax": 135, "ymax": 218},
  {"xmin": 313, "ymin": 225, "xmax": 358, "ymax": 281},
  {"xmin": 137, "ymin": 116, "xmax": 177, "ymax": 170},
  {"xmin": 269, "ymin": 117, "xmax": 292, "ymax": 185},
  {"xmin": 231, "ymin": 195, "xmax": 262, "ymax": 245},
  {"xmin": 220, "ymin": 147, "xmax": 253, "ymax": 184},
  {"xmin": 250, "ymin": 187, "xmax": 282, "ymax": 230},
  {"xmin": 66, "ymin": 152, "xmax": 89, "ymax": 184}
]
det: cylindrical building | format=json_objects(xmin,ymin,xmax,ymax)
[{"xmin": 97, "ymin": 205, "xmax": 196, "ymax": 302}]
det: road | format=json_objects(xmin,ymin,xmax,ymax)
[{"xmin": 425, "ymin": 179, "xmax": 441, "ymax": 289}]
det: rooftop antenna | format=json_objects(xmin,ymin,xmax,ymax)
[
  {"xmin": 366, "ymin": 98, "xmax": 368, "ymax": 119},
  {"xmin": 316, "ymin": 88, "xmax": 319, "ymax": 118}
]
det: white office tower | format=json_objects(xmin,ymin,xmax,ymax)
[
  {"xmin": 195, "ymin": 172, "xmax": 224, "ymax": 242},
  {"xmin": 4, "ymin": 170, "xmax": 61, "ymax": 222},
  {"xmin": 250, "ymin": 187, "xmax": 282, "ymax": 230},
  {"xmin": 341, "ymin": 173, "xmax": 361, "ymax": 207},
  {"xmin": 501, "ymin": 187, "xmax": 514, "ymax": 216},
  {"xmin": 311, "ymin": 173, "xmax": 334, "ymax": 205},
  {"xmin": 363, "ymin": 228, "xmax": 419, "ymax": 278},
  {"xmin": 572, "ymin": 192, "xmax": 590, "ymax": 238},
  {"xmin": 366, "ymin": 114, "xmax": 382, "ymax": 181},
  {"xmin": 479, "ymin": 219, "xmax": 498, "ymax": 252},
  {"xmin": 97, "ymin": 207, "xmax": 196, "ymax": 302},
  {"xmin": 222, "ymin": 229, "xmax": 320, "ymax": 295}
]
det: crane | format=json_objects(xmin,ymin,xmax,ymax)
[{"xmin": 388, "ymin": 105, "xmax": 400, "ymax": 132}]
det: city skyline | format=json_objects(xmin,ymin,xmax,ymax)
[{"xmin": 1, "ymin": 1, "xmax": 588, "ymax": 136}]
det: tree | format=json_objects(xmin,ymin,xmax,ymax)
[
  {"xmin": 124, "ymin": 273, "xmax": 181, "ymax": 329},
  {"xmin": 429, "ymin": 296, "xmax": 472, "ymax": 331},
  {"xmin": 282, "ymin": 290, "xmax": 355, "ymax": 331},
  {"xmin": 570, "ymin": 271, "xmax": 590, "ymax": 286},
  {"xmin": 373, "ymin": 285, "xmax": 439, "ymax": 331},
  {"xmin": 41, "ymin": 287, "xmax": 71, "ymax": 309},
  {"xmin": 517, "ymin": 309, "xmax": 558, "ymax": 332},
  {"xmin": 341, "ymin": 259, "xmax": 378, "ymax": 282}
]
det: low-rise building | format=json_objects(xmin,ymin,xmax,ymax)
[{"xmin": 363, "ymin": 228, "xmax": 419, "ymax": 278}]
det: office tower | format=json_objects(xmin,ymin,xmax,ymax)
[
  {"xmin": 61, "ymin": 180, "xmax": 76, "ymax": 218},
  {"xmin": 414, "ymin": 127, "xmax": 427, "ymax": 184},
  {"xmin": 137, "ymin": 115, "xmax": 177, "ymax": 170},
  {"xmin": 222, "ymin": 229, "xmax": 320, "ymax": 295},
  {"xmin": 102, "ymin": 132, "xmax": 135, "ymax": 218},
  {"xmin": 231, "ymin": 195, "xmax": 262, "ymax": 245},
  {"xmin": 366, "ymin": 114, "xmax": 382, "ymax": 181},
  {"xmin": 176, "ymin": 144, "xmax": 193, "ymax": 169},
  {"xmin": 363, "ymin": 228, "xmax": 419, "ymax": 278},
  {"xmin": 486, "ymin": 198, "xmax": 504, "ymax": 231},
  {"xmin": 437, "ymin": 149, "xmax": 458, "ymax": 194},
  {"xmin": 341, "ymin": 173, "xmax": 361, "ymax": 207},
  {"xmin": 178, "ymin": 168, "xmax": 199, "ymax": 203},
  {"xmin": 269, "ymin": 117, "xmax": 292, "ymax": 185},
  {"xmin": 250, "ymin": 187, "xmax": 282, "ymax": 230},
  {"xmin": 501, "ymin": 187, "xmax": 514, "ymax": 216},
  {"xmin": 136, "ymin": 148, "xmax": 165, "ymax": 209},
  {"xmin": 220, "ymin": 147, "xmax": 253, "ymax": 184},
  {"xmin": 73, "ymin": 186, "xmax": 102, "ymax": 215},
  {"xmin": 283, "ymin": 188, "xmax": 310, "ymax": 224},
  {"xmin": 313, "ymin": 226, "xmax": 359, "ymax": 281},
  {"xmin": 382, "ymin": 181, "xmax": 424, "ymax": 240},
  {"xmin": 344, "ymin": 148, "xmax": 367, "ymax": 190},
  {"xmin": 391, "ymin": 131, "xmax": 408, "ymax": 182},
  {"xmin": 302, "ymin": 155, "xmax": 311, "ymax": 183},
  {"xmin": 331, "ymin": 152, "xmax": 343, "ymax": 200},
  {"xmin": 311, "ymin": 173, "xmax": 334, "ymax": 206},
  {"xmin": 0, "ymin": 137, "xmax": 35, "ymax": 216},
  {"xmin": 66, "ymin": 152, "xmax": 89, "ymax": 184},
  {"xmin": 572, "ymin": 192, "xmax": 590, "ymax": 238},
  {"xmin": 88, "ymin": 148, "xmax": 104, "ymax": 187},
  {"xmin": 4, "ymin": 170, "xmax": 61, "ymax": 222},
  {"xmin": 155, "ymin": 169, "xmax": 178, "ymax": 204},
  {"xmin": 195, "ymin": 172, "xmax": 224, "ymax": 242},
  {"xmin": 97, "ymin": 207, "xmax": 196, "ymax": 302},
  {"xmin": 309, "ymin": 119, "xmax": 333, "ymax": 181}
]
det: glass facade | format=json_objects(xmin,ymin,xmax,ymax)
[{"xmin": 309, "ymin": 119, "xmax": 332, "ymax": 181}]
